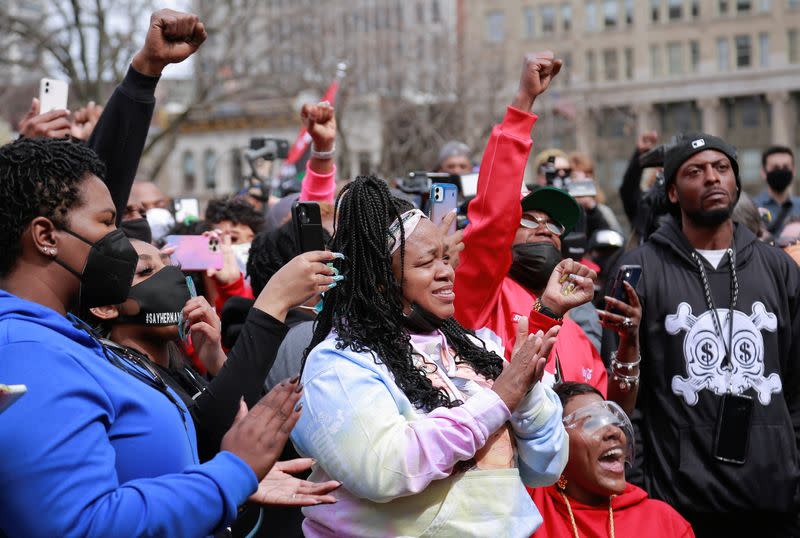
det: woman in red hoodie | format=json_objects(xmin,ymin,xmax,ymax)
[{"xmin": 531, "ymin": 382, "xmax": 694, "ymax": 538}]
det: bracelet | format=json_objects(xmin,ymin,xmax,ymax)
[
  {"xmin": 310, "ymin": 143, "xmax": 335, "ymax": 160},
  {"xmin": 533, "ymin": 299, "xmax": 563, "ymax": 322},
  {"xmin": 611, "ymin": 371, "xmax": 640, "ymax": 391},
  {"xmin": 610, "ymin": 351, "xmax": 641, "ymax": 371}
]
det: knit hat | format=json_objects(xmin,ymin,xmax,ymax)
[{"xmin": 663, "ymin": 133, "xmax": 740, "ymax": 191}]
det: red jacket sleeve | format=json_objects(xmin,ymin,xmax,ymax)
[
  {"xmin": 300, "ymin": 161, "xmax": 336, "ymax": 203},
  {"xmin": 454, "ymin": 106, "xmax": 538, "ymax": 329},
  {"xmin": 213, "ymin": 273, "xmax": 254, "ymax": 314}
]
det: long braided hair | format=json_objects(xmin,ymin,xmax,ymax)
[{"xmin": 303, "ymin": 175, "xmax": 503, "ymax": 412}]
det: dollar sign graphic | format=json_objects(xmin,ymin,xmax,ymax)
[
  {"xmin": 739, "ymin": 342, "xmax": 752, "ymax": 363},
  {"xmin": 700, "ymin": 342, "xmax": 714, "ymax": 363}
]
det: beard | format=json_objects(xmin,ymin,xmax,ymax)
[{"xmin": 683, "ymin": 203, "xmax": 735, "ymax": 228}]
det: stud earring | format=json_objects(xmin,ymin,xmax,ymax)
[{"xmin": 557, "ymin": 474, "xmax": 568, "ymax": 490}]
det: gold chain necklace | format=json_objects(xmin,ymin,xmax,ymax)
[{"xmin": 559, "ymin": 490, "xmax": 615, "ymax": 538}]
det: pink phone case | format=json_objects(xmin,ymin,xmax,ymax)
[{"xmin": 164, "ymin": 235, "xmax": 224, "ymax": 271}]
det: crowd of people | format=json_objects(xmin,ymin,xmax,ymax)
[{"xmin": 1, "ymin": 8, "xmax": 799, "ymax": 538}]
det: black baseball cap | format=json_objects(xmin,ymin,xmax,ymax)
[{"xmin": 520, "ymin": 186, "xmax": 581, "ymax": 235}]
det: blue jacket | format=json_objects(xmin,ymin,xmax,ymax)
[{"xmin": 0, "ymin": 291, "xmax": 257, "ymax": 537}]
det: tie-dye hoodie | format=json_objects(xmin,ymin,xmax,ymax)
[{"xmin": 291, "ymin": 331, "xmax": 568, "ymax": 537}]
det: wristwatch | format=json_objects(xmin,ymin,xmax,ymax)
[{"xmin": 533, "ymin": 299, "xmax": 563, "ymax": 322}]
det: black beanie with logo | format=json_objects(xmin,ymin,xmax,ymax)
[{"xmin": 663, "ymin": 133, "xmax": 741, "ymax": 191}]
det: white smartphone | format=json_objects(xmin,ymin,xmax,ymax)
[
  {"xmin": 0, "ymin": 384, "xmax": 27, "ymax": 413},
  {"xmin": 39, "ymin": 78, "xmax": 69, "ymax": 114},
  {"xmin": 174, "ymin": 198, "xmax": 200, "ymax": 224}
]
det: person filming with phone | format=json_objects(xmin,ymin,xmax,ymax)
[{"xmin": 610, "ymin": 132, "xmax": 800, "ymax": 537}]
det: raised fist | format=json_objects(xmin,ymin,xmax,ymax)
[
  {"xmin": 637, "ymin": 131, "xmax": 659, "ymax": 154},
  {"xmin": 132, "ymin": 9, "xmax": 207, "ymax": 77},
  {"xmin": 301, "ymin": 101, "xmax": 336, "ymax": 152},
  {"xmin": 512, "ymin": 51, "xmax": 563, "ymax": 112}
]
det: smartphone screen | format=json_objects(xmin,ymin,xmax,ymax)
[
  {"xmin": 714, "ymin": 393, "xmax": 753, "ymax": 464},
  {"xmin": 429, "ymin": 183, "xmax": 458, "ymax": 234},
  {"xmin": 164, "ymin": 235, "xmax": 223, "ymax": 271}
]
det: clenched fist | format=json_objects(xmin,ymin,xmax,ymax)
[
  {"xmin": 132, "ymin": 9, "xmax": 208, "ymax": 77},
  {"xmin": 512, "ymin": 51, "xmax": 563, "ymax": 112},
  {"xmin": 301, "ymin": 101, "xmax": 337, "ymax": 153}
]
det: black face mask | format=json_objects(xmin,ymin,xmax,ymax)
[
  {"xmin": 54, "ymin": 228, "xmax": 138, "ymax": 309},
  {"xmin": 402, "ymin": 302, "xmax": 446, "ymax": 334},
  {"xmin": 766, "ymin": 168, "xmax": 793, "ymax": 193},
  {"xmin": 116, "ymin": 265, "xmax": 190, "ymax": 326},
  {"xmin": 120, "ymin": 218, "xmax": 153, "ymax": 244},
  {"xmin": 508, "ymin": 242, "xmax": 562, "ymax": 293}
]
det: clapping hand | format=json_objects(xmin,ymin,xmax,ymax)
[{"xmin": 249, "ymin": 458, "xmax": 340, "ymax": 506}]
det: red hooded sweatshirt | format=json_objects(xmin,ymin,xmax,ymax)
[
  {"xmin": 530, "ymin": 483, "xmax": 695, "ymax": 538},
  {"xmin": 454, "ymin": 106, "xmax": 607, "ymax": 395}
]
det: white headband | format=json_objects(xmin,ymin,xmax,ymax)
[{"xmin": 388, "ymin": 209, "xmax": 427, "ymax": 254}]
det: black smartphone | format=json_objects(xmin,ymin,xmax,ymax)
[
  {"xmin": 608, "ymin": 264, "xmax": 642, "ymax": 313},
  {"xmin": 714, "ymin": 393, "xmax": 753, "ymax": 464},
  {"xmin": 292, "ymin": 202, "xmax": 325, "ymax": 253}
]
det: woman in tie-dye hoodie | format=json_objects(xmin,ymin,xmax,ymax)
[{"xmin": 290, "ymin": 174, "xmax": 568, "ymax": 537}]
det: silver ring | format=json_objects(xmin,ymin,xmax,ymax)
[{"xmin": 622, "ymin": 317, "xmax": 633, "ymax": 328}]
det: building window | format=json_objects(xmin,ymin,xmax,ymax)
[
  {"xmin": 741, "ymin": 96, "xmax": 761, "ymax": 127},
  {"xmin": 624, "ymin": 47, "xmax": 634, "ymax": 79},
  {"xmin": 667, "ymin": 42, "xmax": 684, "ymax": 75},
  {"xmin": 587, "ymin": 50, "xmax": 597, "ymax": 82},
  {"xmin": 586, "ymin": 1, "xmax": 598, "ymax": 31},
  {"xmin": 758, "ymin": 0, "xmax": 771, "ymax": 10},
  {"xmin": 432, "ymin": 0, "xmax": 441, "ymax": 23},
  {"xmin": 736, "ymin": 0, "xmax": 752, "ymax": 11},
  {"xmin": 182, "ymin": 151, "xmax": 196, "ymax": 192},
  {"xmin": 759, "ymin": 32, "xmax": 770, "ymax": 66},
  {"xmin": 562, "ymin": 52, "xmax": 573, "ymax": 85},
  {"xmin": 650, "ymin": 44, "xmax": 662, "ymax": 76},
  {"xmin": 717, "ymin": 37, "xmax": 730, "ymax": 71},
  {"xmin": 603, "ymin": 0, "xmax": 618, "ymax": 28},
  {"xmin": 203, "ymin": 149, "xmax": 216, "ymax": 191},
  {"xmin": 690, "ymin": 40, "xmax": 700, "ymax": 71},
  {"xmin": 790, "ymin": 29, "xmax": 799, "ymax": 63},
  {"xmin": 416, "ymin": 1, "xmax": 425, "ymax": 23},
  {"xmin": 651, "ymin": 0, "xmax": 661, "ymax": 22},
  {"xmin": 485, "ymin": 10, "xmax": 505, "ymax": 42},
  {"xmin": 790, "ymin": 0, "xmax": 800, "ymax": 8},
  {"xmin": 625, "ymin": 0, "xmax": 634, "ymax": 24},
  {"xmin": 735, "ymin": 34, "xmax": 752, "ymax": 68},
  {"xmin": 542, "ymin": 4, "xmax": 556, "ymax": 33},
  {"xmin": 668, "ymin": 0, "xmax": 682, "ymax": 19},
  {"xmin": 603, "ymin": 48, "xmax": 619, "ymax": 80},
  {"xmin": 719, "ymin": 0, "xmax": 729, "ymax": 13},
  {"xmin": 561, "ymin": 3, "xmax": 572, "ymax": 32},
  {"xmin": 523, "ymin": 7, "xmax": 536, "ymax": 38},
  {"xmin": 691, "ymin": 0, "xmax": 701, "ymax": 17}
]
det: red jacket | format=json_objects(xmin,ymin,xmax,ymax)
[
  {"xmin": 454, "ymin": 106, "xmax": 607, "ymax": 396},
  {"xmin": 530, "ymin": 483, "xmax": 695, "ymax": 538}
]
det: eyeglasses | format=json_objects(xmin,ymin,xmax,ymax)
[{"xmin": 519, "ymin": 215, "xmax": 565, "ymax": 236}]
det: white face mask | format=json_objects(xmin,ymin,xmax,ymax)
[
  {"xmin": 146, "ymin": 208, "xmax": 176, "ymax": 243},
  {"xmin": 230, "ymin": 242, "xmax": 251, "ymax": 274}
]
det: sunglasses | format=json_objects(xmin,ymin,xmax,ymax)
[{"xmin": 519, "ymin": 215, "xmax": 565, "ymax": 237}]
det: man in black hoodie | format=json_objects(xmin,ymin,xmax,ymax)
[{"xmin": 616, "ymin": 133, "xmax": 800, "ymax": 537}]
